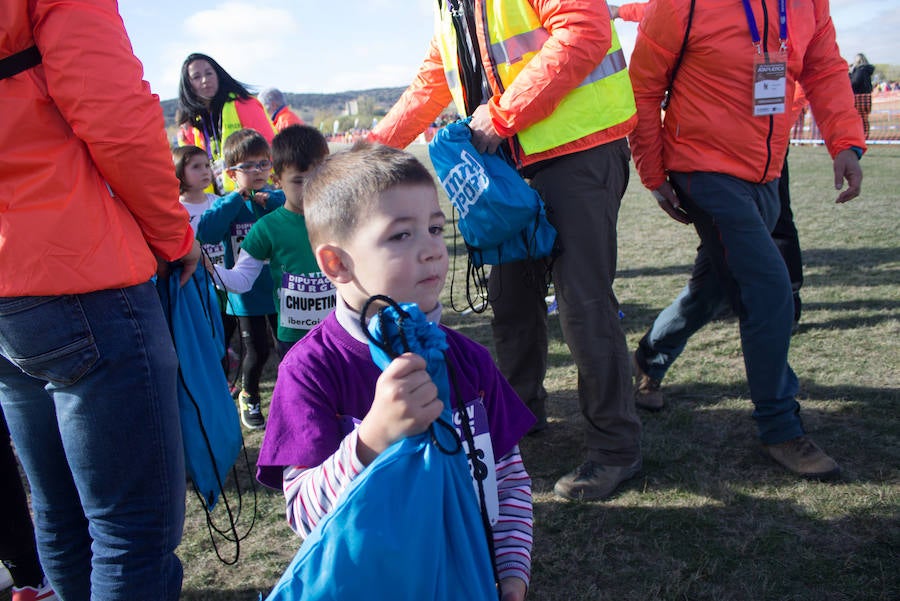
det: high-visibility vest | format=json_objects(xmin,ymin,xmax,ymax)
[
  {"xmin": 183, "ymin": 96, "xmax": 256, "ymax": 192},
  {"xmin": 435, "ymin": 0, "xmax": 636, "ymax": 155}
]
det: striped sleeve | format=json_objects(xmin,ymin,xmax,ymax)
[
  {"xmin": 282, "ymin": 431, "xmax": 365, "ymax": 537},
  {"xmin": 493, "ymin": 445, "xmax": 533, "ymax": 586}
]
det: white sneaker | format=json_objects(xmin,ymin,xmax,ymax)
[{"xmin": 0, "ymin": 564, "xmax": 13, "ymax": 590}]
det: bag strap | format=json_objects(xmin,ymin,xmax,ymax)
[
  {"xmin": 661, "ymin": 0, "xmax": 695, "ymax": 110},
  {"xmin": 0, "ymin": 45, "xmax": 42, "ymax": 80}
]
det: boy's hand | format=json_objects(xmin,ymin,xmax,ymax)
[
  {"xmin": 356, "ymin": 353, "xmax": 442, "ymax": 465},
  {"xmin": 251, "ymin": 191, "xmax": 270, "ymax": 208}
]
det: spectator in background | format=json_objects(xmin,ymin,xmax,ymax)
[
  {"xmin": 849, "ymin": 53, "xmax": 875, "ymax": 137},
  {"xmin": 259, "ymin": 87, "xmax": 305, "ymax": 132},
  {"xmin": 177, "ymin": 53, "xmax": 275, "ymax": 193},
  {"xmin": 0, "ymin": 1, "xmax": 200, "ymax": 599}
]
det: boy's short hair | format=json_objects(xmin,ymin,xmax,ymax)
[
  {"xmin": 272, "ymin": 125, "xmax": 329, "ymax": 175},
  {"xmin": 172, "ymin": 145, "xmax": 207, "ymax": 193},
  {"xmin": 304, "ymin": 142, "xmax": 436, "ymax": 248},
  {"xmin": 223, "ymin": 128, "xmax": 271, "ymax": 168}
]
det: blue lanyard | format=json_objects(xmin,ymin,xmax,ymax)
[{"xmin": 741, "ymin": 0, "xmax": 788, "ymax": 53}]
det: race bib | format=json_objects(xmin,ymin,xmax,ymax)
[
  {"xmin": 279, "ymin": 272, "xmax": 336, "ymax": 330},
  {"xmin": 203, "ymin": 241, "xmax": 226, "ymax": 266},
  {"xmin": 229, "ymin": 222, "xmax": 253, "ymax": 259},
  {"xmin": 452, "ymin": 396, "xmax": 500, "ymax": 525}
]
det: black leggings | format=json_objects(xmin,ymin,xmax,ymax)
[
  {"xmin": 1, "ymin": 416, "xmax": 44, "ymax": 588},
  {"xmin": 234, "ymin": 314, "xmax": 277, "ymax": 397}
]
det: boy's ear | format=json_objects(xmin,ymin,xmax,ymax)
[{"xmin": 316, "ymin": 244, "xmax": 353, "ymax": 283}]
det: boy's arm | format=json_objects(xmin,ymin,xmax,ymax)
[
  {"xmin": 494, "ymin": 445, "xmax": 533, "ymax": 595},
  {"xmin": 196, "ymin": 191, "xmax": 246, "ymax": 243},
  {"xmin": 282, "ymin": 430, "xmax": 366, "ymax": 538},
  {"xmin": 212, "ymin": 249, "xmax": 265, "ymax": 293}
]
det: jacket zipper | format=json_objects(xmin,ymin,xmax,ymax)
[{"xmin": 759, "ymin": 0, "xmax": 774, "ymax": 183}]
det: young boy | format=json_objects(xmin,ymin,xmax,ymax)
[
  {"xmin": 197, "ymin": 129, "xmax": 284, "ymax": 429},
  {"xmin": 256, "ymin": 143, "xmax": 535, "ymax": 600},
  {"xmin": 211, "ymin": 125, "xmax": 335, "ymax": 358}
]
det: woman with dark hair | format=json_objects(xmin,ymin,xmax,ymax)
[
  {"xmin": 849, "ymin": 53, "xmax": 876, "ymax": 138},
  {"xmin": 177, "ymin": 53, "xmax": 274, "ymax": 192}
]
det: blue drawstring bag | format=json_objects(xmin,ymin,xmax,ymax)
[
  {"xmin": 156, "ymin": 266, "xmax": 242, "ymax": 510},
  {"xmin": 264, "ymin": 297, "xmax": 497, "ymax": 601},
  {"xmin": 428, "ymin": 119, "xmax": 557, "ymax": 268}
]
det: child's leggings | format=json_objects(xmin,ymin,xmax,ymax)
[{"xmin": 237, "ymin": 314, "xmax": 277, "ymax": 397}]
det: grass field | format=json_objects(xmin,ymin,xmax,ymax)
[{"xmin": 172, "ymin": 143, "xmax": 899, "ymax": 601}]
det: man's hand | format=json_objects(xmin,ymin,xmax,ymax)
[
  {"xmin": 651, "ymin": 181, "xmax": 691, "ymax": 224},
  {"xmin": 833, "ymin": 149, "xmax": 863, "ymax": 203},
  {"xmin": 469, "ymin": 104, "xmax": 505, "ymax": 154},
  {"xmin": 356, "ymin": 353, "xmax": 443, "ymax": 465},
  {"xmin": 177, "ymin": 239, "xmax": 202, "ymax": 286}
]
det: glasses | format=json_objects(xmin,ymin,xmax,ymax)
[{"xmin": 231, "ymin": 160, "xmax": 272, "ymax": 172}]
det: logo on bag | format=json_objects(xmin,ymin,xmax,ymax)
[{"xmin": 440, "ymin": 150, "xmax": 489, "ymax": 219}]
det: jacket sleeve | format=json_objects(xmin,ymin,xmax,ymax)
[
  {"xmin": 236, "ymin": 97, "xmax": 277, "ymax": 144},
  {"xmin": 196, "ymin": 192, "xmax": 246, "ymax": 244},
  {"xmin": 627, "ymin": 0, "xmax": 682, "ymax": 189},
  {"xmin": 31, "ymin": 0, "xmax": 192, "ymax": 262},
  {"xmin": 369, "ymin": 37, "xmax": 453, "ymax": 149},
  {"xmin": 488, "ymin": 0, "xmax": 615, "ymax": 138},
  {"xmin": 796, "ymin": 2, "xmax": 866, "ymax": 157},
  {"xmin": 618, "ymin": 2, "xmax": 649, "ymax": 22}
]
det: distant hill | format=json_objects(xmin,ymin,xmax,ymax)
[{"xmin": 161, "ymin": 87, "xmax": 407, "ymax": 128}]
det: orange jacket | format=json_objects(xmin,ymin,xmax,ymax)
[
  {"xmin": 628, "ymin": 0, "xmax": 865, "ymax": 189},
  {"xmin": 272, "ymin": 106, "xmax": 304, "ymax": 132},
  {"xmin": 0, "ymin": 0, "xmax": 193, "ymax": 296},
  {"xmin": 371, "ymin": 0, "xmax": 636, "ymax": 168},
  {"xmin": 617, "ymin": 2, "xmax": 649, "ymax": 22}
]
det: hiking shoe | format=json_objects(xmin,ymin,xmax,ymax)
[
  {"xmin": 633, "ymin": 352, "xmax": 664, "ymax": 411},
  {"xmin": 239, "ymin": 393, "xmax": 266, "ymax": 430},
  {"xmin": 553, "ymin": 458, "xmax": 642, "ymax": 501},
  {"xmin": 12, "ymin": 578, "xmax": 58, "ymax": 601},
  {"xmin": 762, "ymin": 435, "xmax": 840, "ymax": 480}
]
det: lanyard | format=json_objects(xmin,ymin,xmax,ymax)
[{"xmin": 740, "ymin": 0, "xmax": 788, "ymax": 54}]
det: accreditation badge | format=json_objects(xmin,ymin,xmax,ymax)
[
  {"xmin": 279, "ymin": 272, "xmax": 336, "ymax": 330},
  {"xmin": 752, "ymin": 53, "xmax": 787, "ymax": 116},
  {"xmin": 452, "ymin": 395, "xmax": 500, "ymax": 526}
]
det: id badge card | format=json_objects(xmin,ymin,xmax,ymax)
[
  {"xmin": 452, "ymin": 396, "xmax": 500, "ymax": 526},
  {"xmin": 752, "ymin": 53, "xmax": 787, "ymax": 116},
  {"xmin": 279, "ymin": 272, "xmax": 336, "ymax": 330}
]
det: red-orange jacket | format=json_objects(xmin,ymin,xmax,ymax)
[
  {"xmin": 272, "ymin": 106, "xmax": 304, "ymax": 132},
  {"xmin": 371, "ymin": 0, "xmax": 636, "ymax": 168},
  {"xmin": 0, "ymin": 0, "xmax": 193, "ymax": 296},
  {"xmin": 628, "ymin": 0, "xmax": 865, "ymax": 189}
]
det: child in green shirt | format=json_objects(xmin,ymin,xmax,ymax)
[{"xmin": 212, "ymin": 125, "xmax": 334, "ymax": 357}]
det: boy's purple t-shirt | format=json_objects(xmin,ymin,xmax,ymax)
[{"xmin": 257, "ymin": 312, "xmax": 535, "ymax": 489}]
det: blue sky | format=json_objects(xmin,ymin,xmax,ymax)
[{"xmin": 119, "ymin": 0, "xmax": 900, "ymax": 102}]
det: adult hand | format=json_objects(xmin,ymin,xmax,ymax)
[
  {"xmin": 469, "ymin": 104, "xmax": 505, "ymax": 154},
  {"xmin": 500, "ymin": 577, "xmax": 528, "ymax": 601},
  {"xmin": 177, "ymin": 238, "xmax": 202, "ymax": 286},
  {"xmin": 651, "ymin": 181, "xmax": 691, "ymax": 224},
  {"xmin": 833, "ymin": 149, "xmax": 863, "ymax": 203},
  {"xmin": 356, "ymin": 353, "xmax": 442, "ymax": 465}
]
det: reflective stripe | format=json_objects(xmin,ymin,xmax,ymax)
[
  {"xmin": 490, "ymin": 28, "xmax": 549, "ymax": 65},
  {"xmin": 445, "ymin": 68, "xmax": 461, "ymax": 92},
  {"xmin": 580, "ymin": 49, "xmax": 627, "ymax": 86}
]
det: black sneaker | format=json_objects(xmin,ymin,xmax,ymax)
[{"xmin": 239, "ymin": 393, "xmax": 265, "ymax": 430}]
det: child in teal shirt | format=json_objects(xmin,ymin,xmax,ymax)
[{"xmin": 212, "ymin": 125, "xmax": 334, "ymax": 358}]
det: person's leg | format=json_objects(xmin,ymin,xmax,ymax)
[
  {"xmin": 236, "ymin": 314, "xmax": 271, "ymax": 428},
  {"xmin": 0, "ymin": 283, "xmax": 185, "ymax": 601},
  {"xmin": 488, "ymin": 259, "xmax": 549, "ymax": 429},
  {"xmin": 531, "ymin": 140, "xmax": 641, "ymax": 470},
  {"xmin": 772, "ymin": 152, "xmax": 804, "ymax": 325},
  {"xmin": 0, "ymin": 416, "xmax": 45, "ymax": 590},
  {"xmin": 669, "ymin": 172, "xmax": 805, "ymax": 445}
]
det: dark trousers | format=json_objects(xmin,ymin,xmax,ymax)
[
  {"xmin": 489, "ymin": 140, "xmax": 641, "ymax": 465},
  {"xmin": 772, "ymin": 153, "xmax": 804, "ymax": 323},
  {"xmin": 1, "ymin": 415, "xmax": 44, "ymax": 588}
]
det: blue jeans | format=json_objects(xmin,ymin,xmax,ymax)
[
  {"xmin": 0, "ymin": 282, "xmax": 185, "ymax": 601},
  {"xmin": 635, "ymin": 172, "xmax": 803, "ymax": 445}
]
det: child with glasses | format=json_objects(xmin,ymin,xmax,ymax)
[
  {"xmin": 256, "ymin": 143, "xmax": 535, "ymax": 601},
  {"xmin": 210, "ymin": 125, "xmax": 335, "ymax": 358},
  {"xmin": 197, "ymin": 128, "xmax": 284, "ymax": 430}
]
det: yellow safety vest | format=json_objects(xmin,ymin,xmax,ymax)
[
  {"xmin": 435, "ymin": 0, "xmax": 636, "ymax": 155},
  {"xmin": 184, "ymin": 97, "xmax": 244, "ymax": 192}
]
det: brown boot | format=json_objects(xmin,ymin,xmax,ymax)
[
  {"xmin": 633, "ymin": 352, "xmax": 664, "ymax": 411},
  {"xmin": 762, "ymin": 435, "xmax": 840, "ymax": 480},
  {"xmin": 553, "ymin": 458, "xmax": 642, "ymax": 501}
]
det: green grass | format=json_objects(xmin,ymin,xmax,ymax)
[{"xmin": 176, "ymin": 144, "xmax": 899, "ymax": 601}]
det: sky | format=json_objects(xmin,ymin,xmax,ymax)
[{"xmin": 119, "ymin": 0, "xmax": 900, "ymax": 102}]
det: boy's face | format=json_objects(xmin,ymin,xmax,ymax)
[
  {"xmin": 226, "ymin": 153, "xmax": 272, "ymax": 191},
  {"xmin": 335, "ymin": 183, "xmax": 448, "ymax": 314},
  {"xmin": 275, "ymin": 165, "xmax": 313, "ymax": 213}
]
